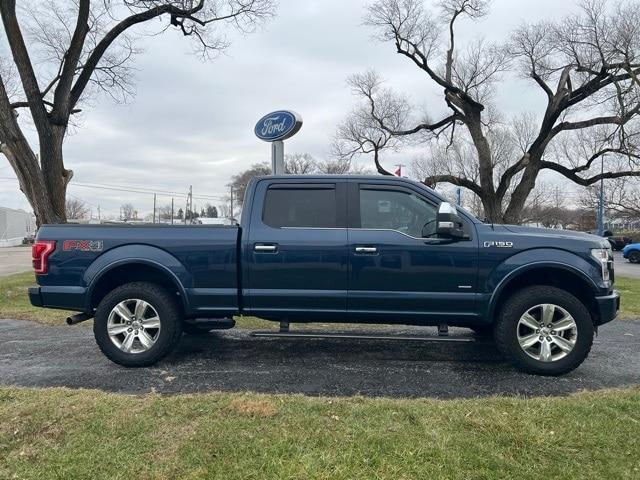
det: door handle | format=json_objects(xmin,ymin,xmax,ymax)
[
  {"xmin": 254, "ymin": 244, "xmax": 278, "ymax": 253},
  {"xmin": 355, "ymin": 246, "xmax": 377, "ymax": 254}
]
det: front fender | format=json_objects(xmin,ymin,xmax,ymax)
[
  {"xmin": 84, "ymin": 244, "xmax": 192, "ymax": 312},
  {"xmin": 485, "ymin": 248, "xmax": 602, "ymax": 319}
]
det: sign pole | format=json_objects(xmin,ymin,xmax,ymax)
[
  {"xmin": 255, "ymin": 110, "xmax": 303, "ymax": 175},
  {"xmin": 272, "ymin": 140, "xmax": 284, "ymax": 174}
]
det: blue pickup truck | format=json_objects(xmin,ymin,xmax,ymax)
[{"xmin": 29, "ymin": 175, "xmax": 619, "ymax": 375}]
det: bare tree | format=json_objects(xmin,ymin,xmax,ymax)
[
  {"xmin": 0, "ymin": 0, "xmax": 276, "ymax": 225},
  {"xmin": 229, "ymin": 162, "xmax": 272, "ymax": 206},
  {"xmin": 336, "ymin": 0, "xmax": 640, "ymax": 223},
  {"xmin": 157, "ymin": 204, "xmax": 173, "ymax": 221},
  {"xmin": 284, "ymin": 153, "xmax": 316, "ymax": 174},
  {"xmin": 65, "ymin": 196, "xmax": 90, "ymax": 220},
  {"xmin": 315, "ymin": 158, "xmax": 370, "ymax": 174},
  {"xmin": 217, "ymin": 203, "xmax": 231, "ymax": 218},
  {"xmin": 120, "ymin": 202, "xmax": 136, "ymax": 221},
  {"xmin": 580, "ymin": 175, "xmax": 640, "ymax": 222}
]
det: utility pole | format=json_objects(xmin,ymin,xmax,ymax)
[
  {"xmin": 171, "ymin": 198, "xmax": 174, "ymax": 225},
  {"xmin": 184, "ymin": 185, "xmax": 192, "ymax": 225},
  {"xmin": 456, "ymin": 187, "xmax": 462, "ymax": 206},
  {"xmin": 153, "ymin": 194, "xmax": 157, "ymax": 224},
  {"xmin": 597, "ymin": 155, "xmax": 605, "ymax": 236},
  {"xmin": 230, "ymin": 185, "xmax": 234, "ymax": 225},
  {"xmin": 97, "ymin": 205, "xmax": 101, "ymax": 222}
]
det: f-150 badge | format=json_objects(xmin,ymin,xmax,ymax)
[
  {"xmin": 63, "ymin": 240, "xmax": 104, "ymax": 252},
  {"xmin": 484, "ymin": 241, "xmax": 513, "ymax": 248}
]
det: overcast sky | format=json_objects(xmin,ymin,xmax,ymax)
[{"xmin": 0, "ymin": 0, "xmax": 580, "ymax": 218}]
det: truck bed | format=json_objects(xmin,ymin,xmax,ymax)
[{"xmin": 32, "ymin": 224, "xmax": 240, "ymax": 317}]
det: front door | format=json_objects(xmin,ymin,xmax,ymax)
[
  {"xmin": 347, "ymin": 181, "xmax": 479, "ymax": 324},
  {"xmin": 245, "ymin": 179, "xmax": 348, "ymax": 320}
]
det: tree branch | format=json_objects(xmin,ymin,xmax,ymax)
[
  {"xmin": 550, "ymin": 104, "xmax": 640, "ymax": 137},
  {"xmin": 0, "ymin": 0, "xmax": 49, "ymax": 134},
  {"xmin": 51, "ymin": 0, "xmax": 90, "ymax": 124},
  {"xmin": 69, "ymin": 1, "xmax": 206, "ymax": 108},
  {"xmin": 422, "ymin": 174, "xmax": 484, "ymax": 197},
  {"xmin": 540, "ymin": 161, "xmax": 640, "ymax": 186}
]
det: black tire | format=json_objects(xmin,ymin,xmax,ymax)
[
  {"xmin": 182, "ymin": 322, "xmax": 213, "ymax": 335},
  {"xmin": 93, "ymin": 282, "xmax": 183, "ymax": 367},
  {"xmin": 494, "ymin": 286, "xmax": 594, "ymax": 376},
  {"xmin": 629, "ymin": 251, "xmax": 640, "ymax": 264}
]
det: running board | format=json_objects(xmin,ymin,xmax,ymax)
[{"xmin": 249, "ymin": 330, "xmax": 477, "ymax": 343}]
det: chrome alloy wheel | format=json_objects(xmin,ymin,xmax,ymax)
[
  {"xmin": 107, "ymin": 299, "xmax": 161, "ymax": 354},
  {"xmin": 516, "ymin": 303, "xmax": 578, "ymax": 362}
]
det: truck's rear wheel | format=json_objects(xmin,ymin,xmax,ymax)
[
  {"xmin": 494, "ymin": 286, "xmax": 594, "ymax": 376},
  {"xmin": 93, "ymin": 282, "xmax": 183, "ymax": 367}
]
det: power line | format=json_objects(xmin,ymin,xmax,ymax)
[
  {"xmin": 0, "ymin": 177, "xmax": 227, "ymax": 202},
  {"xmin": 70, "ymin": 181, "xmax": 227, "ymax": 201}
]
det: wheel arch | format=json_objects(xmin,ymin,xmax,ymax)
[
  {"xmin": 86, "ymin": 259, "xmax": 190, "ymax": 314},
  {"xmin": 488, "ymin": 263, "xmax": 600, "ymax": 324}
]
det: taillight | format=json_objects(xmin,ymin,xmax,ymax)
[{"xmin": 32, "ymin": 240, "xmax": 56, "ymax": 274}]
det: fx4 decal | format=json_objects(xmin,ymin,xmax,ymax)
[
  {"xmin": 484, "ymin": 241, "xmax": 513, "ymax": 248},
  {"xmin": 63, "ymin": 240, "xmax": 104, "ymax": 252}
]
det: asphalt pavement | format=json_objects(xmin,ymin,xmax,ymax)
[
  {"xmin": 613, "ymin": 251, "xmax": 640, "ymax": 279},
  {"xmin": 0, "ymin": 246, "xmax": 31, "ymax": 277},
  {"xmin": 1, "ymin": 319, "xmax": 638, "ymax": 399}
]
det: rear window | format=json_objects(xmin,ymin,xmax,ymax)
[{"xmin": 263, "ymin": 186, "xmax": 337, "ymax": 228}]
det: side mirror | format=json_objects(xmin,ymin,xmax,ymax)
[{"xmin": 436, "ymin": 202, "xmax": 465, "ymax": 239}]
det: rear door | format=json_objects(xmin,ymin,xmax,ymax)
[
  {"xmin": 347, "ymin": 180, "xmax": 479, "ymax": 323},
  {"xmin": 245, "ymin": 179, "xmax": 348, "ymax": 320}
]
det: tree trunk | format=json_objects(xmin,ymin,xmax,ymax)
[
  {"xmin": 480, "ymin": 196, "xmax": 504, "ymax": 224},
  {"xmin": 0, "ymin": 88, "xmax": 64, "ymax": 225},
  {"xmin": 38, "ymin": 127, "xmax": 69, "ymax": 224},
  {"xmin": 502, "ymin": 160, "xmax": 541, "ymax": 224}
]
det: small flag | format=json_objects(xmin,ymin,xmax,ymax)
[{"xmin": 394, "ymin": 166, "xmax": 401, "ymax": 176}]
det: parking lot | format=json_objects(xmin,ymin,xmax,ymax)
[
  {"xmin": 0, "ymin": 246, "xmax": 31, "ymax": 277},
  {"xmin": 613, "ymin": 251, "xmax": 640, "ymax": 278},
  {"xmin": 1, "ymin": 319, "xmax": 638, "ymax": 399}
]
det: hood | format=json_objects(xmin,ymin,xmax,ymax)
[
  {"xmin": 486, "ymin": 224, "xmax": 610, "ymax": 249},
  {"xmin": 501, "ymin": 225, "xmax": 600, "ymax": 240}
]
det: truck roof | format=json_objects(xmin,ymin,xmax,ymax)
[
  {"xmin": 253, "ymin": 174, "xmax": 445, "ymax": 199},
  {"xmin": 253, "ymin": 174, "xmax": 435, "ymax": 188}
]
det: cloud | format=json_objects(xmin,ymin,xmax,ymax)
[{"xmin": 1, "ymin": 0, "xmax": 580, "ymax": 217}]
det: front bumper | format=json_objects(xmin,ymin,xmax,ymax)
[{"xmin": 594, "ymin": 290, "xmax": 620, "ymax": 325}]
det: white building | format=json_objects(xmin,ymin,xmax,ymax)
[{"xmin": 0, "ymin": 206, "xmax": 36, "ymax": 247}]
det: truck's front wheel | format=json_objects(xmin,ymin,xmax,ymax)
[
  {"xmin": 495, "ymin": 286, "xmax": 594, "ymax": 375},
  {"xmin": 93, "ymin": 282, "xmax": 183, "ymax": 367}
]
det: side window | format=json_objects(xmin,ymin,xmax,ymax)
[
  {"xmin": 359, "ymin": 187, "xmax": 437, "ymax": 237},
  {"xmin": 263, "ymin": 186, "xmax": 337, "ymax": 228}
]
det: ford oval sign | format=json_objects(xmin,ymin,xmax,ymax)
[{"xmin": 254, "ymin": 110, "xmax": 303, "ymax": 142}]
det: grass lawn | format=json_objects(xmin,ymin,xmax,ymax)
[
  {"xmin": 615, "ymin": 276, "xmax": 640, "ymax": 319},
  {"xmin": 0, "ymin": 386, "xmax": 638, "ymax": 479},
  {"xmin": 2, "ymin": 271, "xmax": 639, "ymax": 326}
]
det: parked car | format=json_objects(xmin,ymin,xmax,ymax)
[
  {"xmin": 29, "ymin": 175, "xmax": 619, "ymax": 375},
  {"xmin": 622, "ymin": 243, "xmax": 640, "ymax": 263},
  {"xmin": 605, "ymin": 234, "xmax": 633, "ymax": 251}
]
